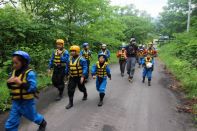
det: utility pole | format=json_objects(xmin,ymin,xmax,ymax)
[{"xmin": 187, "ymin": 0, "xmax": 192, "ymax": 32}]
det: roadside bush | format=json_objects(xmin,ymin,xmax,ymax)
[{"xmin": 159, "ymin": 38, "xmax": 197, "ymax": 98}]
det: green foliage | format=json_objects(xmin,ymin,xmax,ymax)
[
  {"xmin": 37, "ymin": 75, "xmax": 52, "ymax": 89},
  {"xmin": 168, "ymin": 33, "xmax": 197, "ymax": 68},
  {"xmin": 159, "ymin": 42, "xmax": 197, "ymax": 98},
  {"xmin": 18, "ymin": 44, "xmax": 52, "ymax": 71},
  {"xmin": 158, "ymin": 0, "xmax": 197, "ymax": 36},
  {"xmin": 0, "ymin": 82, "xmax": 10, "ymax": 111},
  {"xmin": 114, "ymin": 5, "xmax": 154, "ymax": 43}
]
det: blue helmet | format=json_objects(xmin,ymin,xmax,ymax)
[
  {"xmin": 83, "ymin": 43, "xmax": 89, "ymax": 47},
  {"xmin": 98, "ymin": 53, "xmax": 107, "ymax": 60},
  {"xmin": 13, "ymin": 51, "xmax": 31, "ymax": 64}
]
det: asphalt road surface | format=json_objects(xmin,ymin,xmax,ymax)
[{"xmin": 19, "ymin": 61, "xmax": 195, "ymax": 131}]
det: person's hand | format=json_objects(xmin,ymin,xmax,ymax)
[
  {"xmin": 80, "ymin": 77, "xmax": 85, "ymax": 84},
  {"xmin": 57, "ymin": 50, "xmax": 63, "ymax": 55},
  {"xmin": 92, "ymin": 75, "xmax": 96, "ymax": 79},
  {"xmin": 109, "ymin": 77, "xmax": 112, "ymax": 80},
  {"xmin": 7, "ymin": 77, "xmax": 15, "ymax": 83},
  {"xmin": 12, "ymin": 77, "xmax": 22, "ymax": 85}
]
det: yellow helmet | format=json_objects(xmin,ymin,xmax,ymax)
[
  {"xmin": 56, "ymin": 39, "xmax": 65, "ymax": 46},
  {"xmin": 148, "ymin": 42, "xmax": 153, "ymax": 45},
  {"xmin": 70, "ymin": 45, "xmax": 80, "ymax": 54}
]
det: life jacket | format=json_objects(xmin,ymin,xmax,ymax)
[
  {"xmin": 9, "ymin": 69, "xmax": 34, "ymax": 100},
  {"xmin": 101, "ymin": 50, "xmax": 107, "ymax": 55},
  {"xmin": 96, "ymin": 61, "xmax": 108, "ymax": 77},
  {"xmin": 69, "ymin": 56, "xmax": 83, "ymax": 77},
  {"xmin": 82, "ymin": 50, "xmax": 91, "ymax": 60},
  {"xmin": 119, "ymin": 50, "xmax": 126, "ymax": 60},
  {"xmin": 54, "ymin": 49, "xmax": 66, "ymax": 65},
  {"xmin": 147, "ymin": 49, "xmax": 153, "ymax": 55},
  {"xmin": 138, "ymin": 49, "xmax": 144, "ymax": 57},
  {"xmin": 147, "ymin": 48, "xmax": 156, "ymax": 57},
  {"xmin": 145, "ymin": 57, "xmax": 152, "ymax": 65}
]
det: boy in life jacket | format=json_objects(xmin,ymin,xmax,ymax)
[
  {"xmin": 146, "ymin": 42, "xmax": 157, "ymax": 57},
  {"xmin": 65, "ymin": 45, "xmax": 88, "ymax": 109},
  {"xmin": 137, "ymin": 44, "xmax": 146, "ymax": 68},
  {"xmin": 141, "ymin": 54, "xmax": 154, "ymax": 86},
  {"xmin": 92, "ymin": 53, "xmax": 111, "ymax": 106},
  {"xmin": 116, "ymin": 45, "xmax": 127, "ymax": 77},
  {"xmin": 5, "ymin": 51, "xmax": 47, "ymax": 131},
  {"xmin": 48, "ymin": 39, "xmax": 69, "ymax": 101},
  {"xmin": 145, "ymin": 42, "xmax": 157, "ymax": 71},
  {"xmin": 80, "ymin": 43, "xmax": 92, "ymax": 79},
  {"xmin": 98, "ymin": 43, "xmax": 110, "ymax": 62}
]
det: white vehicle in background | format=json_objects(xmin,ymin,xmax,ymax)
[{"xmin": 153, "ymin": 39, "xmax": 159, "ymax": 45}]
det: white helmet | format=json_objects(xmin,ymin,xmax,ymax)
[
  {"xmin": 102, "ymin": 44, "xmax": 106, "ymax": 47},
  {"xmin": 130, "ymin": 38, "xmax": 135, "ymax": 42},
  {"xmin": 146, "ymin": 62, "xmax": 153, "ymax": 68}
]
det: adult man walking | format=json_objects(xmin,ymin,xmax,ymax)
[{"xmin": 126, "ymin": 38, "xmax": 138, "ymax": 82}]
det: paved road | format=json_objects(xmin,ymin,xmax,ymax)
[{"xmin": 20, "ymin": 61, "xmax": 195, "ymax": 131}]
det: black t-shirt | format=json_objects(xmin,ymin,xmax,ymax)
[{"xmin": 126, "ymin": 44, "xmax": 138, "ymax": 57}]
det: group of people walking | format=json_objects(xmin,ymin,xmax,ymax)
[
  {"xmin": 116, "ymin": 38, "xmax": 157, "ymax": 86},
  {"xmin": 4, "ymin": 38, "xmax": 157, "ymax": 131}
]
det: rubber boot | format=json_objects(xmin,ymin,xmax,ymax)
[
  {"xmin": 148, "ymin": 79, "xmax": 151, "ymax": 86},
  {"xmin": 121, "ymin": 72, "xmax": 124, "ymax": 77},
  {"xmin": 98, "ymin": 93, "xmax": 105, "ymax": 106},
  {"xmin": 66, "ymin": 98, "xmax": 73, "ymax": 109},
  {"xmin": 129, "ymin": 76, "xmax": 133, "ymax": 82},
  {"xmin": 142, "ymin": 77, "xmax": 145, "ymax": 83},
  {"xmin": 55, "ymin": 91, "xmax": 63, "ymax": 101},
  {"xmin": 37, "ymin": 119, "xmax": 47, "ymax": 131},
  {"xmin": 82, "ymin": 92, "xmax": 88, "ymax": 101}
]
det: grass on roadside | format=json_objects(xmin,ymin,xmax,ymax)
[
  {"xmin": 159, "ymin": 43, "xmax": 197, "ymax": 121},
  {"xmin": 159, "ymin": 43, "xmax": 197, "ymax": 98}
]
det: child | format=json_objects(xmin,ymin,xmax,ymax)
[
  {"xmin": 92, "ymin": 53, "xmax": 111, "ymax": 106},
  {"xmin": 65, "ymin": 45, "xmax": 88, "ymax": 109},
  {"xmin": 137, "ymin": 44, "xmax": 146, "ymax": 68},
  {"xmin": 116, "ymin": 45, "xmax": 127, "ymax": 77},
  {"xmin": 80, "ymin": 42, "xmax": 92, "ymax": 79},
  {"xmin": 5, "ymin": 51, "xmax": 47, "ymax": 131},
  {"xmin": 145, "ymin": 42, "xmax": 157, "ymax": 71},
  {"xmin": 98, "ymin": 44, "xmax": 110, "ymax": 62},
  {"xmin": 141, "ymin": 54, "xmax": 154, "ymax": 86},
  {"xmin": 48, "ymin": 39, "xmax": 69, "ymax": 101}
]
